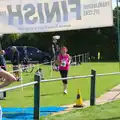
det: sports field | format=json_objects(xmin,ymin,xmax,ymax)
[
  {"xmin": 1, "ymin": 62, "xmax": 120, "ymax": 108},
  {"xmin": 44, "ymin": 100, "xmax": 120, "ymax": 120}
]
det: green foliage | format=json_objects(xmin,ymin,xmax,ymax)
[
  {"xmin": 1, "ymin": 34, "xmax": 21, "ymax": 48},
  {"xmin": 9, "ymin": 34, "xmax": 21, "ymax": 41}
]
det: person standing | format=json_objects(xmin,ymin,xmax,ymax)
[
  {"xmin": 0, "ymin": 50, "xmax": 6, "ymax": 71},
  {"xmin": 22, "ymin": 46, "xmax": 28, "ymax": 72},
  {"xmin": 11, "ymin": 46, "xmax": 20, "ymax": 81},
  {"xmin": 0, "ymin": 50, "xmax": 16, "ymax": 88},
  {"xmin": 52, "ymin": 38, "xmax": 58, "ymax": 60},
  {"xmin": 52, "ymin": 36, "xmax": 61, "ymax": 71},
  {"xmin": 56, "ymin": 46, "xmax": 71, "ymax": 94},
  {"xmin": 0, "ymin": 50, "xmax": 7, "ymax": 82},
  {"xmin": 0, "ymin": 39, "xmax": 16, "ymax": 88},
  {"xmin": 52, "ymin": 35, "xmax": 60, "ymax": 61}
]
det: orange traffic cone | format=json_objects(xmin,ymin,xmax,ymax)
[{"xmin": 73, "ymin": 89, "xmax": 84, "ymax": 107}]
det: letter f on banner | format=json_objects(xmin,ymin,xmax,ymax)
[{"xmin": 68, "ymin": 0, "xmax": 81, "ymax": 20}]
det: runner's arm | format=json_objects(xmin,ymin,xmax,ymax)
[{"xmin": 55, "ymin": 56, "xmax": 60, "ymax": 66}]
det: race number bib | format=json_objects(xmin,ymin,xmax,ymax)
[{"xmin": 61, "ymin": 60, "xmax": 67, "ymax": 67}]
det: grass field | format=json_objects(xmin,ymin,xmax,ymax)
[
  {"xmin": 43, "ymin": 100, "xmax": 120, "ymax": 120},
  {"xmin": 1, "ymin": 62, "xmax": 120, "ymax": 108}
]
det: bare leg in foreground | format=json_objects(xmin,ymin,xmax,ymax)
[{"xmin": 0, "ymin": 69, "xmax": 16, "ymax": 88}]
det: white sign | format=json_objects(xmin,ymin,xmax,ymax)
[{"xmin": 0, "ymin": 0, "xmax": 113, "ymax": 33}]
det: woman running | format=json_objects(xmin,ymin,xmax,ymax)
[{"xmin": 56, "ymin": 46, "xmax": 71, "ymax": 94}]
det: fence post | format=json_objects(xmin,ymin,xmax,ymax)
[
  {"xmin": 75, "ymin": 55, "xmax": 77, "ymax": 64},
  {"xmin": 34, "ymin": 71, "xmax": 41, "ymax": 120},
  {"xmin": 90, "ymin": 69, "xmax": 96, "ymax": 106},
  {"xmin": 82, "ymin": 54, "xmax": 84, "ymax": 63}
]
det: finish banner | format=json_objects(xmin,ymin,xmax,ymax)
[{"xmin": 0, "ymin": 0, "xmax": 113, "ymax": 33}]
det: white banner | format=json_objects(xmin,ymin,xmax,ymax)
[{"xmin": 0, "ymin": 0, "xmax": 113, "ymax": 33}]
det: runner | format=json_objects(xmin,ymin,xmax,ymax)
[{"xmin": 56, "ymin": 46, "xmax": 71, "ymax": 94}]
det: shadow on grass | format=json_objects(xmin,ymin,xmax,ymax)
[
  {"xmin": 0, "ymin": 99, "xmax": 6, "ymax": 101},
  {"xmin": 3, "ymin": 113, "xmax": 33, "ymax": 119},
  {"xmin": 24, "ymin": 92, "xmax": 62, "ymax": 98},
  {"xmin": 24, "ymin": 95, "xmax": 33, "ymax": 98},
  {"xmin": 41, "ymin": 92, "xmax": 63, "ymax": 96},
  {"xmin": 96, "ymin": 117, "xmax": 120, "ymax": 120}
]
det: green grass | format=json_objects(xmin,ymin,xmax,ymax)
[
  {"xmin": 43, "ymin": 100, "xmax": 120, "ymax": 120},
  {"xmin": 1, "ymin": 62, "xmax": 120, "ymax": 107}
]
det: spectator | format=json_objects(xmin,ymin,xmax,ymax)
[
  {"xmin": 11, "ymin": 46, "xmax": 21, "ymax": 81},
  {"xmin": 52, "ymin": 36, "xmax": 60, "ymax": 61},
  {"xmin": 0, "ymin": 50, "xmax": 6, "ymax": 71},
  {"xmin": 0, "ymin": 50, "xmax": 7, "ymax": 82}
]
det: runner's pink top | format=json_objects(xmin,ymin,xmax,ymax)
[{"xmin": 59, "ymin": 54, "xmax": 70, "ymax": 70}]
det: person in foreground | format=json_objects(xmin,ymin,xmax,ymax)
[
  {"xmin": 0, "ymin": 68, "xmax": 16, "ymax": 88},
  {"xmin": 56, "ymin": 46, "xmax": 71, "ymax": 94}
]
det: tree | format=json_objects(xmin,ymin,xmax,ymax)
[{"xmin": 2, "ymin": 34, "xmax": 21, "ymax": 49}]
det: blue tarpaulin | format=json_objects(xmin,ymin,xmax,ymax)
[{"xmin": 2, "ymin": 107, "xmax": 67, "ymax": 120}]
